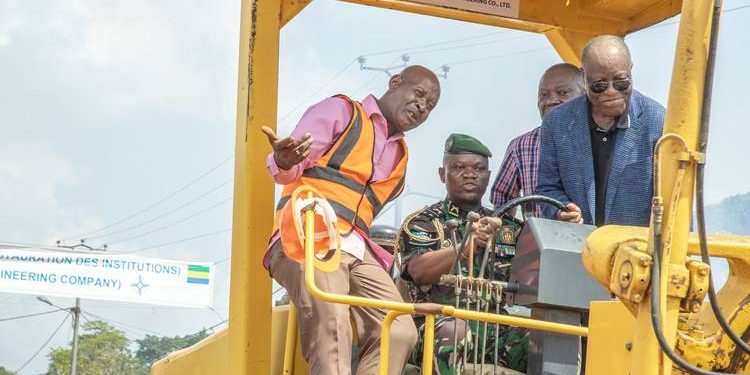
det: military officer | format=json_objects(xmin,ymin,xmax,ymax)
[{"xmin": 397, "ymin": 133, "xmax": 528, "ymax": 374}]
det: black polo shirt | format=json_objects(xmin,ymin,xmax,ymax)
[{"xmin": 589, "ymin": 113, "xmax": 620, "ymax": 226}]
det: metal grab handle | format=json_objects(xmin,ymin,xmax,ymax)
[{"xmin": 298, "ymin": 185, "xmax": 588, "ymax": 375}]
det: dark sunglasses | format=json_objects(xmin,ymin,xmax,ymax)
[{"xmin": 589, "ymin": 78, "xmax": 631, "ymax": 94}]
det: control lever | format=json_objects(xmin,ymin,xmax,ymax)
[{"xmin": 445, "ymin": 219, "xmax": 460, "ymax": 275}]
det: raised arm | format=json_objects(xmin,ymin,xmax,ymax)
[{"xmin": 264, "ymin": 97, "xmax": 352, "ymax": 184}]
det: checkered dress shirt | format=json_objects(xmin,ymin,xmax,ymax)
[{"xmin": 490, "ymin": 126, "xmax": 541, "ymax": 217}]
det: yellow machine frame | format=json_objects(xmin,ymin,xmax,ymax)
[{"xmin": 151, "ymin": 0, "xmax": 750, "ymax": 374}]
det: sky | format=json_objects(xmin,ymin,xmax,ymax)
[{"xmin": 1, "ymin": 0, "xmax": 749, "ymax": 373}]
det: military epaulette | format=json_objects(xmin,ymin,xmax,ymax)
[{"xmin": 420, "ymin": 201, "xmax": 444, "ymax": 220}]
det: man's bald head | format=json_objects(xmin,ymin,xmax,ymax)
[
  {"xmin": 537, "ymin": 63, "xmax": 584, "ymax": 117},
  {"xmin": 541, "ymin": 63, "xmax": 582, "ymax": 83},
  {"xmin": 581, "ymin": 35, "xmax": 631, "ymax": 69},
  {"xmin": 399, "ymin": 65, "xmax": 440, "ymax": 86},
  {"xmin": 378, "ymin": 65, "xmax": 441, "ymax": 136}
]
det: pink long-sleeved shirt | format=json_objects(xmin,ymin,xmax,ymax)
[{"xmin": 264, "ymin": 94, "xmax": 406, "ymax": 271}]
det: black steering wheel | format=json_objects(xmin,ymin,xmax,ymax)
[{"xmin": 490, "ymin": 194, "xmax": 568, "ymax": 219}]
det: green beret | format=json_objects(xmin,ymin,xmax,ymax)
[{"xmin": 444, "ymin": 133, "xmax": 492, "ymax": 158}]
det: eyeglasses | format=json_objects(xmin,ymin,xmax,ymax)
[{"xmin": 588, "ymin": 78, "xmax": 631, "ymax": 94}]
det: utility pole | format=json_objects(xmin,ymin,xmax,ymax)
[
  {"xmin": 70, "ymin": 298, "xmax": 81, "ymax": 375},
  {"xmin": 51, "ymin": 238, "xmax": 106, "ymax": 375},
  {"xmin": 37, "ymin": 296, "xmax": 81, "ymax": 375}
]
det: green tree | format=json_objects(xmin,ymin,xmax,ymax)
[
  {"xmin": 46, "ymin": 320, "xmax": 147, "ymax": 375},
  {"xmin": 135, "ymin": 330, "xmax": 208, "ymax": 366},
  {"xmin": 0, "ymin": 366, "xmax": 15, "ymax": 375}
]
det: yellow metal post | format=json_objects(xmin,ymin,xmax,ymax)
[
  {"xmin": 421, "ymin": 314, "xmax": 435, "ymax": 375},
  {"xmin": 378, "ymin": 310, "xmax": 407, "ymax": 375},
  {"xmin": 282, "ymin": 305, "xmax": 298, "ymax": 374},
  {"xmin": 281, "ymin": 0, "xmax": 313, "ymax": 26},
  {"xmin": 630, "ymin": 0, "xmax": 714, "ymax": 374},
  {"xmin": 228, "ymin": 0, "xmax": 281, "ymax": 373},
  {"xmin": 543, "ymin": 28, "xmax": 602, "ymax": 66}
]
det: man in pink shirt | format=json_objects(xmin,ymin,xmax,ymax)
[{"xmin": 262, "ymin": 65, "xmax": 441, "ymax": 375}]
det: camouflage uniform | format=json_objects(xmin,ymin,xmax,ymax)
[{"xmin": 397, "ymin": 200, "xmax": 528, "ymax": 374}]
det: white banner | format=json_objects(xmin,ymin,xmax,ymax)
[{"xmin": 0, "ymin": 246, "xmax": 214, "ymax": 308}]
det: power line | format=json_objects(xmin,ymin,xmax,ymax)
[
  {"xmin": 82, "ymin": 311, "xmax": 165, "ymax": 336},
  {"xmin": 278, "ymin": 58, "xmax": 359, "ymax": 125},
  {"xmin": 0, "ymin": 240, "xmax": 43, "ymax": 248},
  {"xmin": 15, "ymin": 314, "xmax": 69, "ymax": 373},
  {"xmin": 208, "ymin": 306, "xmax": 225, "ymax": 322},
  {"xmin": 87, "ymin": 178, "xmax": 234, "ymax": 241},
  {"xmin": 107, "ymin": 196, "xmax": 233, "ymax": 245},
  {"xmin": 65, "ymin": 155, "xmax": 233, "ymax": 241},
  {"xmin": 79, "ymin": 312, "xmax": 145, "ymax": 342},
  {"xmin": 205, "ymin": 319, "xmax": 228, "ymax": 332},
  {"xmin": 351, "ymin": 55, "xmax": 404, "ymax": 98},
  {"xmin": 361, "ymin": 30, "xmax": 507, "ymax": 57},
  {"xmin": 408, "ymin": 33, "xmax": 537, "ymax": 57},
  {"xmin": 123, "ymin": 228, "xmax": 232, "ymax": 254},
  {"xmin": 278, "ymin": 30, "xmax": 519, "ymax": 125},
  {"xmin": 0, "ymin": 309, "xmax": 61, "ymax": 322},
  {"xmin": 440, "ymin": 47, "xmax": 549, "ymax": 67}
]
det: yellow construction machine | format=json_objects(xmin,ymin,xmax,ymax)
[{"xmin": 151, "ymin": 0, "xmax": 750, "ymax": 374}]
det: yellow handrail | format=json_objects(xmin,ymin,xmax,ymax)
[
  {"xmin": 297, "ymin": 187, "xmax": 588, "ymax": 373},
  {"xmin": 282, "ymin": 305, "xmax": 298, "ymax": 374}
]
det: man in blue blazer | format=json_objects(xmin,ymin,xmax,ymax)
[{"xmin": 536, "ymin": 35, "xmax": 665, "ymax": 227}]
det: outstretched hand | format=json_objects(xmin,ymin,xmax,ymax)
[{"xmin": 262, "ymin": 126, "xmax": 313, "ymax": 170}]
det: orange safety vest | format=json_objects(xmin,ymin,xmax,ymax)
[{"xmin": 272, "ymin": 95, "xmax": 408, "ymax": 241}]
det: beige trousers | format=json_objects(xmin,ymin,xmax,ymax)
[{"xmin": 269, "ymin": 241, "xmax": 418, "ymax": 375}]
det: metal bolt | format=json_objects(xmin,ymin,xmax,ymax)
[
  {"xmin": 632, "ymin": 294, "xmax": 642, "ymax": 303},
  {"xmin": 640, "ymin": 257, "xmax": 650, "ymax": 267},
  {"xmin": 699, "ymin": 268, "xmax": 709, "ymax": 276},
  {"xmin": 625, "ymin": 342, "xmax": 633, "ymax": 351}
]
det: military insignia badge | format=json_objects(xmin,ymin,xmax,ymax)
[
  {"xmin": 501, "ymin": 225, "xmax": 515, "ymax": 244},
  {"xmin": 446, "ymin": 202, "xmax": 460, "ymax": 217}
]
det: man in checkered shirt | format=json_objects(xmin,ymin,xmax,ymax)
[{"xmin": 490, "ymin": 63, "xmax": 584, "ymax": 217}]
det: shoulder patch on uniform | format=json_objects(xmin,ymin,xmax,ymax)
[
  {"xmin": 399, "ymin": 206, "xmax": 440, "ymax": 245},
  {"xmin": 408, "ymin": 230, "xmax": 435, "ymax": 243}
]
